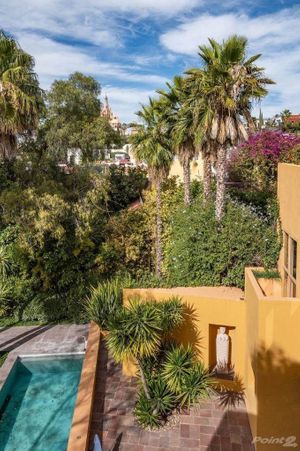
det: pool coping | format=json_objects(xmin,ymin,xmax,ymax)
[{"xmin": 67, "ymin": 321, "xmax": 101, "ymax": 451}]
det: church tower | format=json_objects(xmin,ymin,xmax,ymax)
[{"xmin": 101, "ymin": 94, "xmax": 122, "ymax": 132}]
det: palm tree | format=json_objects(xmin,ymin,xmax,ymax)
[
  {"xmin": 158, "ymin": 77, "xmax": 197, "ymax": 206},
  {"xmin": 0, "ymin": 31, "xmax": 44, "ymax": 160},
  {"xmin": 131, "ymin": 98, "xmax": 173, "ymax": 278},
  {"xmin": 189, "ymin": 35, "xmax": 274, "ymax": 220}
]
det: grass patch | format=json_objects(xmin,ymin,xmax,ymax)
[{"xmin": 253, "ymin": 270, "xmax": 280, "ymax": 279}]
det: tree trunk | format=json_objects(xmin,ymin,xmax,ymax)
[
  {"xmin": 0, "ymin": 134, "xmax": 17, "ymax": 161},
  {"xmin": 182, "ymin": 158, "xmax": 191, "ymax": 206},
  {"xmin": 155, "ymin": 179, "xmax": 163, "ymax": 278},
  {"xmin": 244, "ymin": 110, "xmax": 256, "ymax": 134},
  {"xmin": 203, "ymin": 153, "xmax": 211, "ymax": 202},
  {"xmin": 215, "ymin": 146, "xmax": 227, "ymax": 221},
  {"xmin": 138, "ymin": 359, "xmax": 151, "ymax": 400}
]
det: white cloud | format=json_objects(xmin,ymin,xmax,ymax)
[
  {"xmin": 16, "ymin": 33, "xmax": 167, "ymax": 90},
  {"xmin": 160, "ymin": 7, "xmax": 300, "ymax": 116},
  {"xmin": 0, "ymin": 0, "xmax": 200, "ymax": 49}
]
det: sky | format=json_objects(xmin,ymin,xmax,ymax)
[{"xmin": 1, "ymin": 0, "xmax": 300, "ymax": 123}]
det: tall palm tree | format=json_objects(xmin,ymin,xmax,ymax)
[
  {"xmin": 131, "ymin": 98, "xmax": 173, "ymax": 278},
  {"xmin": 0, "ymin": 31, "xmax": 44, "ymax": 160},
  {"xmin": 189, "ymin": 35, "xmax": 274, "ymax": 220},
  {"xmin": 158, "ymin": 77, "xmax": 197, "ymax": 206}
]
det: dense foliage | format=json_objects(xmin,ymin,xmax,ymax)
[
  {"xmin": 0, "ymin": 156, "xmax": 147, "ymax": 322},
  {"xmin": 228, "ymin": 131, "xmax": 300, "ymax": 192},
  {"xmin": 164, "ymin": 196, "xmax": 280, "ymax": 288}
]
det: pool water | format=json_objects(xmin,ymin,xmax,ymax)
[{"xmin": 0, "ymin": 355, "xmax": 83, "ymax": 451}]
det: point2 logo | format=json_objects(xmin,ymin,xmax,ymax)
[{"xmin": 252, "ymin": 436, "xmax": 298, "ymax": 447}]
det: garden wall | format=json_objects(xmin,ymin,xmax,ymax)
[{"xmin": 123, "ymin": 286, "xmax": 246, "ymax": 383}]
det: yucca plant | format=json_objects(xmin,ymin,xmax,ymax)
[
  {"xmin": 106, "ymin": 297, "xmax": 162, "ymax": 399},
  {"xmin": 86, "ymin": 278, "xmax": 123, "ymax": 331},
  {"xmin": 161, "ymin": 344, "xmax": 195, "ymax": 393},
  {"xmin": 148, "ymin": 377, "xmax": 177, "ymax": 416},
  {"xmin": 134, "ymin": 392, "xmax": 161, "ymax": 429},
  {"xmin": 157, "ymin": 296, "xmax": 185, "ymax": 335},
  {"xmin": 177, "ymin": 362, "xmax": 213, "ymax": 407}
]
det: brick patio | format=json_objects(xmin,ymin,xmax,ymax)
[{"xmin": 90, "ymin": 343, "xmax": 254, "ymax": 451}]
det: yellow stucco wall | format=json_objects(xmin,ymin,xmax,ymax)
[
  {"xmin": 244, "ymin": 268, "xmax": 300, "ymax": 449},
  {"xmin": 169, "ymin": 157, "xmax": 204, "ymax": 182},
  {"xmin": 278, "ymin": 163, "xmax": 300, "ymax": 296},
  {"xmin": 123, "ymin": 287, "xmax": 245, "ymax": 377}
]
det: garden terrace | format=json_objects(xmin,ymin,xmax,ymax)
[{"xmin": 89, "ymin": 342, "xmax": 254, "ymax": 451}]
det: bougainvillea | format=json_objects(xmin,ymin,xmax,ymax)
[
  {"xmin": 228, "ymin": 131, "xmax": 300, "ymax": 192},
  {"xmin": 240, "ymin": 131, "xmax": 300, "ymax": 161}
]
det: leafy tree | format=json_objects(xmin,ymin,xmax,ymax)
[
  {"xmin": 131, "ymin": 99, "xmax": 173, "ymax": 278},
  {"xmin": 0, "ymin": 31, "xmax": 44, "ymax": 160},
  {"xmin": 44, "ymin": 72, "xmax": 120, "ymax": 161}
]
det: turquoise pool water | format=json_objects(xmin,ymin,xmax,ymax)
[{"xmin": 0, "ymin": 355, "xmax": 83, "ymax": 451}]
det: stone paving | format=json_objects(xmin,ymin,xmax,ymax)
[
  {"xmin": 90, "ymin": 342, "xmax": 254, "ymax": 451},
  {"xmin": 0, "ymin": 323, "xmax": 89, "ymax": 389}
]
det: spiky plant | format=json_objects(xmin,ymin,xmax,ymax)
[
  {"xmin": 177, "ymin": 362, "xmax": 213, "ymax": 407},
  {"xmin": 148, "ymin": 377, "xmax": 177, "ymax": 416},
  {"xmin": 106, "ymin": 297, "xmax": 162, "ymax": 399},
  {"xmin": 86, "ymin": 278, "xmax": 123, "ymax": 332},
  {"xmin": 161, "ymin": 344, "xmax": 195, "ymax": 393},
  {"xmin": 134, "ymin": 392, "xmax": 161, "ymax": 429},
  {"xmin": 157, "ymin": 296, "xmax": 185, "ymax": 335}
]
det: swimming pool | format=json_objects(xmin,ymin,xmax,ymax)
[{"xmin": 0, "ymin": 354, "xmax": 83, "ymax": 451}]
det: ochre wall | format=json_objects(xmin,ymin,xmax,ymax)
[
  {"xmin": 123, "ymin": 286, "xmax": 246, "ymax": 381},
  {"xmin": 245, "ymin": 268, "xmax": 300, "ymax": 450},
  {"xmin": 169, "ymin": 157, "xmax": 204, "ymax": 182},
  {"xmin": 278, "ymin": 163, "xmax": 300, "ymax": 296}
]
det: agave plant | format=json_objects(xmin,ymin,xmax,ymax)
[{"xmin": 148, "ymin": 376, "xmax": 177, "ymax": 416}]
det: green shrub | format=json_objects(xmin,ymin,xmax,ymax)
[
  {"xmin": 164, "ymin": 199, "xmax": 281, "ymax": 288},
  {"xmin": 253, "ymin": 270, "xmax": 281, "ymax": 279}
]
